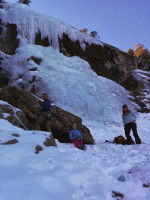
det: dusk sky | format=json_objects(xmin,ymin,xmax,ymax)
[{"xmin": 8, "ymin": 0, "xmax": 150, "ymax": 52}]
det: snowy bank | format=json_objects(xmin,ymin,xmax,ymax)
[{"xmin": 0, "ymin": 114, "xmax": 150, "ymax": 200}]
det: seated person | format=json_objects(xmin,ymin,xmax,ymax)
[{"xmin": 69, "ymin": 123, "xmax": 85, "ymax": 150}]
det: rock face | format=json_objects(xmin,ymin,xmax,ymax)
[
  {"xmin": 122, "ymin": 70, "xmax": 150, "ymax": 112},
  {"xmin": 0, "ymin": 20, "xmax": 19, "ymax": 55},
  {"xmin": 50, "ymin": 106, "xmax": 93, "ymax": 144},
  {"xmin": 36, "ymin": 32, "xmax": 137, "ymax": 85},
  {"xmin": 0, "ymin": 102, "xmax": 29, "ymax": 128},
  {"xmin": 0, "ymin": 87, "xmax": 94, "ymax": 144},
  {"xmin": 2, "ymin": 139, "xmax": 18, "ymax": 145},
  {"xmin": 61, "ymin": 34, "xmax": 137, "ymax": 84}
]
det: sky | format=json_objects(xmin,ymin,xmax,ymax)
[{"xmin": 8, "ymin": 0, "xmax": 150, "ymax": 51}]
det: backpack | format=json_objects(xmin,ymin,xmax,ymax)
[{"xmin": 114, "ymin": 135, "xmax": 127, "ymax": 145}]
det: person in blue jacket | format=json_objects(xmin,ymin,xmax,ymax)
[
  {"xmin": 39, "ymin": 93, "xmax": 52, "ymax": 114},
  {"xmin": 122, "ymin": 105, "xmax": 141, "ymax": 144},
  {"xmin": 69, "ymin": 123, "xmax": 85, "ymax": 150},
  {"xmin": 36, "ymin": 93, "xmax": 52, "ymax": 132}
]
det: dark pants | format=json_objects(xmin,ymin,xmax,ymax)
[
  {"xmin": 35, "ymin": 112, "xmax": 52, "ymax": 132},
  {"xmin": 124, "ymin": 122, "xmax": 141, "ymax": 144}
]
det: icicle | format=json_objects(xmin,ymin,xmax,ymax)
[{"xmin": 1, "ymin": 2, "xmax": 103, "ymax": 50}]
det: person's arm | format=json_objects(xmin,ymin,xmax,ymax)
[
  {"xmin": 132, "ymin": 112, "xmax": 136, "ymax": 123},
  {"xmin": 79, "ymin": 130, "xmax": 83, "ymax": 140},
  {"xmin": 131, "ymin": 112, "xmax": 136, "ymax": 120},
  {"xmin": 49, "ymin": 99, "xmax": 53, "ymax": 110},
  {"xmin": 69, "ymin": 130, "xmax": 73, "ymax": 140}
]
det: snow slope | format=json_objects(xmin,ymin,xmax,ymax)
[
  {"xmin": 1, "ymin": 1, "xmax": 102, "ymax": 49},
  {"xmin": 0, "ymin": 114, "xmax": 150, "ymax": 200}
]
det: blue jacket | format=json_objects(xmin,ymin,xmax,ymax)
[
  {"xmin": 122, "ymin": 111, "xmax": 136, "ymax": 126},
  {"xmin": 69, "ymin": 129, "xmax": 83, "ymax": 140},
  {"xmin": 40, "ymin": 99, "xmax": 51, "ymax": 113}
]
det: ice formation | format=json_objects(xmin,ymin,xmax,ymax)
[
  {"xmin": 1, "ymin": 44, "xmax": 136, "ymax": 124},
  {"xmin": 1, "ymin": 1, "xmax": 103, "ymax": 49}
]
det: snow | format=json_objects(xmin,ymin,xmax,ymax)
[
  {"xmin": 0, "ymin": 100, "xmax": 10, "ymax": 105},
  {"xmin": 0, "ymin": 100, "xmax": 21, "ymax": 113},
  {"xmin": 135, "ymin": 69, "xmax": 150, "ymax": 75},
  {"xmin": 0, "ymin": 113, "xmax": 150, "ymax": 200},
  {"xmin": 1, "ymin": 1, "xmax": 103, "ymax": 50},
  {"xmin": 2, "ymin": 112, "xmax": 10, "ymax": 118}
]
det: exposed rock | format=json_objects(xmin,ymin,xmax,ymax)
[
  {"xmin": 0, "ymin": 66, "xmax": 10, "ymax": 87},
  {"xmin": 143, "ymin": 183, "xmax": 150, "ymax": 188},
  {"xmin": 112, "ymin": 191, "xmax": 124, "ymax": 199},
  {"xmin": 50, "ymin": 106, "xmax": 94, "ymax": 144},
  {"xmin": 2, "ymin": 139, "xmax": 18, "ymax": 145},
  {"xmin": 117, "ymin": 175, "xmax": 126, "ymax": 182},
  {"xmin": 43, "ymin": 135, "xmax": 56, "ymax": 147},
  {"xmin": 0, "ymin": 86, "xmax": 94, "ymax": 144},
  {"xmin": 0, "ymin": 103, "xmax": 29, "ymax": 129},
  {"xmin": 0, "ymin": 87, "xmax": 41, "ymax": 124},
  {"xmin": 35, "ymin": 31, "xmax": 50, "ymax": 47},
  {"xmin": 29, "ymin": 67, "xmax": 38, "ymax": 71},
  {"xmin": 0, "ymin": 0, "xmax": 5, "ymax": 9},
  {"xmin": 122, "ymin": 71, "xmax": 150, "ymax": 112},
  {"xmin": 11, "ymin": 133, "xmax": 20, "ymax": 137},
  {"xmin": 0, "ymin": 20, "xmax": 19, "ymax": 55},
  {"xmin": 35, "ymin": 145, "xmax": 43, "ymax": 154},
  {"xmin": 27, "ymin": 56, "xmax": 42, "ymax": 65}
]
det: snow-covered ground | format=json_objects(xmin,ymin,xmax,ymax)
[{"xmin": 0, "ymin": 114, "xmax": 150, "ymax": 200}]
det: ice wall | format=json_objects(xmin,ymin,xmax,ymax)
[{"xmin": 1, "ymin": 1, "xmax": 102, "ymax": 49}]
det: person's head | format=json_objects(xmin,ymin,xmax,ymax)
[
  {"xmin": 43, "ymin": 93, "xmax": 49, "ymax": 100},
  {"xmin": 72, "ymin": 123, "xmax": 77, "ymax": 129},
  {"xmin": 122, "ymin": 105, "xmax": 129, "ymax": 114}
]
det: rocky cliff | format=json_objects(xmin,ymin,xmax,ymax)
[{"xmin": 0, "ymin": 86, "xmax": 94, "ymax": 144}]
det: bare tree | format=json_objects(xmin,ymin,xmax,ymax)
[{"xmin": 90, "ymin": 31, "xmax": 100, "ymax": 40}]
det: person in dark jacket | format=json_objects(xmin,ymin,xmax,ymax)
[
  {"xmin": 36, "ymin": 93, "xmax": 52, "ymax": 132},
  {"xmin": 122, "ymin": 105, "xmax": 141, "ymax": 144},
  {"xmin": 39, "ymin": 93, "xmax": 52, "ymax": 114},
  {"xmin": 69, "ymin": 123, "xmax": 86, "ymax": 150}
]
